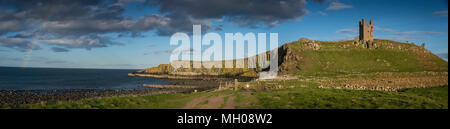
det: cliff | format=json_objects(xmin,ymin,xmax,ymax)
[{"xmin": 132, "ymin": 39, "xmax": 448, "ymax": 78}]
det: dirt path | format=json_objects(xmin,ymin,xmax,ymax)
[
  {"xmin": 198, "ymin": 95, "xmax": 231, "ymax": 109},
  {"xmin": 182, "ymin": 96, "xmax": 208, "ymax": 109},
  {"xmin": 182, "ymin": 94, "xmax": 236, "ymax": 109},
  {"xmin": 223, "ymin": 96, "xmax": 236, "ymax": 109},
  {"xmin": 182, "ymin": 91, "xmax": 257, "ymax": 109}
]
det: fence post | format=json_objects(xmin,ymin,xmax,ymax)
[{"xmin": 234, "ymin": 79, "xmax": 239, "ymax": 91}]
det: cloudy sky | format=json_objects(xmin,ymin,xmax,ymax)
[{"xmin": 0, "ymin": 0, "xmax": 448, "ymax": 69}]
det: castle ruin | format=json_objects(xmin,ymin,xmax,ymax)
[{"xmin": 355, "ymin": 18, "xmax": 376, "ymax": 48}]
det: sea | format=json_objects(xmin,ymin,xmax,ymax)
[{"xmin": 0, "ymin": 67, "xmax": 171, "ymax": 90}]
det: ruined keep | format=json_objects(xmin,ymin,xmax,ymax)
[
  {"xmin": 355, "ymin": 18, "xmax": 376, "ymax": 48},
  {"xmin": 359, "ymin": 19, "xmax": 374, "ymax": 42}
]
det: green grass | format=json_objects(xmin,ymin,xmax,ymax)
[
  {"xmin": 250, "ymin": 86, "xmax": 448, "ymax": 109},
  {"xmin": 283, "ymin": 39, "xmax": 448, "ymax": 77},
  {"xmin": 3, "ymin": 85, "xmax": 447, "ymax": 109},
  {"xmin": 1, "ymin": 92, "xmax": 206, "ymax": 109},
  {"xmin": 197, "ymin": 99, "xmax": 209, "ymax": 106},
  {"xmin": 219, "ymin": 96, "xmax": 230, "ymax": 109}
]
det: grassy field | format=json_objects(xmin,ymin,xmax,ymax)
[
  {"xmin": 252, "ymin": 85, "xmax": 448, "ymax": 109},
  {"xmin": 280, "ymin": 39, "xmax": 448, "ymax": 76},
  {"xmin": 3, "ymin": 84, "xmax": 447, "ymax": 109}
]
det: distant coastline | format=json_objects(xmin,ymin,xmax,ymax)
[{"xmin": 128, "ymin": 72, "xmax": 255, "ymax": 82}]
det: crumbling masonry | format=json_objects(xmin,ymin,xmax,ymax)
[{"xmin": 355, "ymin": 18, "xmax": 376, "ymax": 48}]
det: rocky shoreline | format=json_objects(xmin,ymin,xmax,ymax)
[
  {"xmin": 0, "ymin": 89, "xmax": 181, "ymax": 106},
  {"xmin": 0, "ymin": 79, "xmax": 221, "ymax": 107}
]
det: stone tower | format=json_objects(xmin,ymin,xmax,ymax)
[
  {"xmin": 355, "ymin": 18, "xmax": 376, "ymax": 48},
  {"xmin": 359, "ymin": 18, "xmax": 373, "ymax": 42}
]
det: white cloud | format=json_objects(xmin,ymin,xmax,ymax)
[
  {"xmin": 38, "ymin": 35, "xmax": 123, "ymax": 50},
  {"xmin": 336, "ymin": 26, "xmax": 444, "ymax": 42},
  {"xmin": 326, "ymin": 2, "xmax": 353, "ymax": 10},
  {"xmin": 317, "ymin": 11, "xmax": 327, "ymax": 16},
  {"xmin": 0, "ymin": 37, "xmax": 41, "ymax": 52},
  {"xmin": 377, "ymin": 30, "xmax": 443, "ymax": 42},
  {"xmin": 336, "ymin": 28, "xmax": 357, "ymax": 34},
  {"xmin": 374, "ymin": 26, "xmax": 395, "ymax": 33},
  {"xmin": 433, "ymin": 10, "xmax": 448, "ymax": 17}
]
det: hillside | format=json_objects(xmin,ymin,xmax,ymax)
[
  {"xmin": 278, "ymin": 39, "xmax": 448, "ymax": 76},
  {"xmin": 137, "ymin": 39, "xmax": 447, "ymax": 77}
]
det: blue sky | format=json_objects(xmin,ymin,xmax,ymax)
[{"xmin": 0, "ymin": 0, "xmax": 448, "ymax": 69}]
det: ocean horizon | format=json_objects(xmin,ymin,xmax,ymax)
[{"xmin": 0, "ymin": 66, "xmax": 169, "ymax": 90}]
